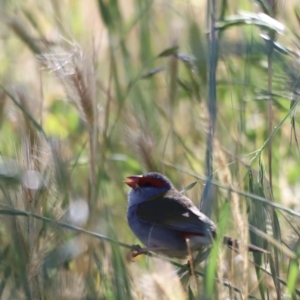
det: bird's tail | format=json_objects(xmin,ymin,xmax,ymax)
[{"xmin": 223, "ymin": 236, "xmax": 267, "ymax": 253}]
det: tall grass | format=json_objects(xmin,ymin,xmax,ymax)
[{"xmin": 0, "ymin": 0, "xmax": 300, "ymax": 299}]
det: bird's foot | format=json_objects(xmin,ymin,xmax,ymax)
[{"xmin": 129, "ymin": 244, "xmax": 149, "ymax": 258}]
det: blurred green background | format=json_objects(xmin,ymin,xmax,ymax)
[{"xmin": 0, "ymin": 0, "xmax": 300, "ymax": 299}]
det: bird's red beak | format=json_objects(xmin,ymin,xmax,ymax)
[{"xmin": 124, "ymin": 175, "xmax": 142, "ymax": 189}]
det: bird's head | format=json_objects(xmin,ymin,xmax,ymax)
[{"xmin": 125, "ymin": 172, "xmax": 174, "ymax": 205}]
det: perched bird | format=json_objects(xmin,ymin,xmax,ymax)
[{"xmin": 125, "ymin": 172, "xmax": 266, "ymax": 258}]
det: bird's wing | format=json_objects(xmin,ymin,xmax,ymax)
[{"xmin": 135, "ymin": 190, "xmax": 216, "ymax": 235}]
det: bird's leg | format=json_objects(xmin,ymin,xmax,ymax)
[
  {"xmin": 185, "ymin": 238, "xmax": 196, "ymax": 277},
  {"xmin": 186, "ymin": 259, "xmax": 194, "ymax": 276},
  {"xmin": 185, "ymin": 256, "xmax": 200, "ymax": 277}
]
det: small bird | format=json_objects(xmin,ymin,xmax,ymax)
[{"xmin": 125, "ymin": 172, "xmax": 266, "ymax": 258}]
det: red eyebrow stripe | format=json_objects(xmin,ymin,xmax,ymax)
[{"xmin": 139, "ymin": 177, "xmax": 165, "ymax": 187}]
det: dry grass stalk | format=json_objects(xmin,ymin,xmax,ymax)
[
  {"xmin": 0, "ymin": 89, "xmax": 6, "ymax": 126},
  {"xmin": 214, "ymin": 138, "xmax": 249, "ymax": 298},
  {"xmin": 199, "ymin": 101, "xmax": 249, "ymax": 297},
  {"xmin": 123, "ymin": 112, "xmax": 158, "ymax": 171},
  {"xmin": 70, "ymin": 64, "xmax": 95, "ymax": 127},
  {"xmin": 8, "ymin": 17, "xmax": 42, "ymax": 55},
  {"xmin": 40, "ymin": 46, "xmax": 98, "ymax": 205},
  {"xmin": 11, "ymin": 86, "xmax": 39, "ymax": 156},
  {"xmin": 47, "ymin": 270, "xmax": 86, "ymax": 300},
  {"xmin": 130, "ymin": 259, "xmax": 186, "ymax": 300},
  {"xmin": 27, "ymin": 234, "xmax": 54, "ymax": 282},
  {"xmin": 39, "ymin": 46, "xmax": 97, "ymax": 128}
]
